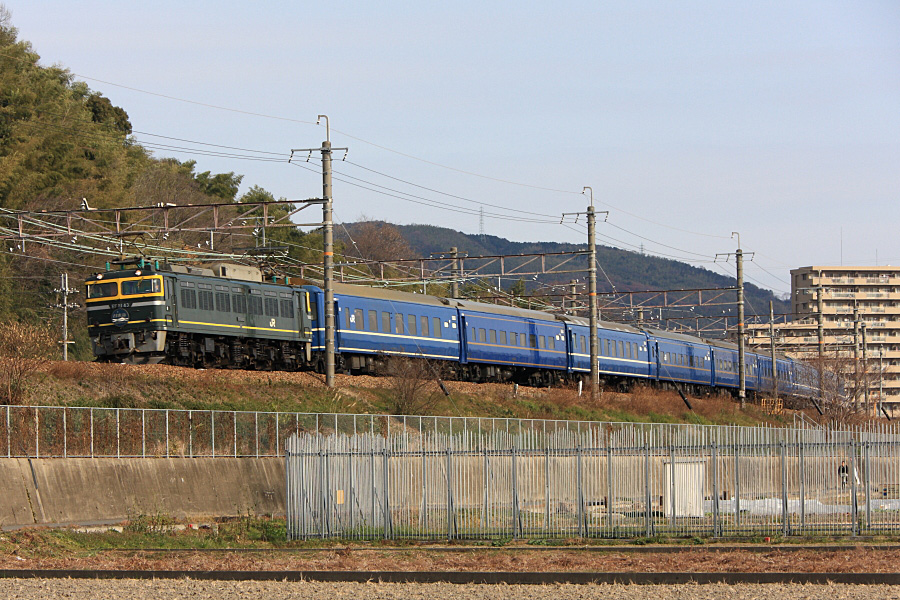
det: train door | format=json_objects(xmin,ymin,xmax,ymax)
[
  {"xmin": 650, "ymin": 340, "xmax": 660, "ymax": 381},
  {"xmin": 458, "ymin": 313, "xmax": 469, "ymax": 364},
  {"xmin": 164, "ymin": 276, "xmax": 177, "ymax": 327},
  {"xmin": 568, "ymin": 329, "xmax": 578, "ymax": 373}
]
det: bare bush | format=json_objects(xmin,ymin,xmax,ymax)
[
  {"xmin": 0, "ymin": 320, "xmax": 55, "ymax": 404},
  {"xmin": 385, "ymin": 356, "xmax": 445, "ymax": 415}
]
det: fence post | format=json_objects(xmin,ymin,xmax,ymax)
[
  {"xmin": 668, "ymin": 444, "xmax": 676, "ymax": 530},
  {"xmin": 606, "ymin": 443, "xmax": 613, "ymax": 537},
  {"xmin": 6, "ymin": 405, "xmax": 10, "ymax": 458},
  {"xmin": 34, "ymin": 408, "xmax": 38, "ymax": 458},
  {"xmin": 482, "ymin": 445, "xmax": 489, "ymax": 537},
  {"xmin": 711, "ymin": 442, "xmax": 719, "ymax": 537},
  {"xmin": 864, "ymin": 441, "xmax": 871, "ymax": 532},
  {"xmin": 165, "ymin": 409, "xmax": 170, "ymax": 458},
  {"xmin": 234, "ymin": 411, "xmax": 237, "ymax": 458},
  {"xmin": 212, "ymin": 411, "xmax": 216, "ymax": 458},
  {"xmin": 850, "ymin": 441, "xmax": 859, "ymax": 536},
  {"xmin": 644, "ymin": 443, "xmax": 652, "ymax": 537},
  {"xmin": 275, "ymin": 413, "xmax": 280, "ymax": 457},
  {"xmin": 511, "ymin": 443, "xmax": 519, "ymax": 539},
  {"xmin": 188, "ymin": 410, "xmax": 193, "ymax": 458},
  {"xmin": 544, "ymin": 446, "xmax": 550, "ymax": 534},
  {"xmin": 799, "ymin": 437, "xmax": 805, "ymax": 533},
  {"xmin": 780, "ymin": 440, "xmax": 788, "ymax": 537},
  {"xmin": 576, "ymin": 442, "xmax": 584, "ymax": 538},
  {"xmin": 420, "ymin": 434, "xmax": 428, "ymax": 535},
  {"xmin": 319, "ymin": 447, "xmax": 326, "ymax": 538},
  {"xmin": 446, "ymin": 446, "xmax": 454, "ymax": 540},
  {"xmin": 90, "ymin": 407, "xmax": 94, "ymax": 458},
  {"xmin": 734, "ymin": 441, "xmax": 741, "ymax": 529},
  {"xmin": 141, "ymin": 409, "xmax": 146, "ymax": 458},
  {"xmin": 384, "ymin": 445, "xmax": 392, "ymax": 539},
  {"xmin": 255, "ymin": 412, "xmax": 259, "ymax": 459},
  {"xmin": 62, "ymin": 407, "xmax": 67, "ymax": 459},
  {"xmin": 370, "ymin": 440, "xmax": 376, "ymax": 538},
  {"xmin": 116, "ymin": 408, "xmax": 120, "ymax": 459}
]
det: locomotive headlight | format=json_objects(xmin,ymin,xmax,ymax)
[
  {"xmin": 134, "ymin": 269, "xmax": 142, "ymax": 276},
  {"xmin": 96, "ymin": 274, "xmax": 103, "ymax": 279}
]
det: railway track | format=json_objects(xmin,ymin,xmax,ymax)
[{"xmin": 1, "ymin": 568, "xmax": 899, "ymax": 585}]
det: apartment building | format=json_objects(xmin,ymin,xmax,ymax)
[{"xmin": 747, "ymin": 266, "xmax": 900, "ymax": 416}]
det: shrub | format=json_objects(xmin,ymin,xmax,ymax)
[{"xmin": 0, "ymin": 320, "xmax": 55, "ymax": 404}]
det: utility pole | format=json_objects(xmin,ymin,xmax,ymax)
[
  {"xmin": 451, "ymin": 247, "xmax": 460, "ymax": 298},
  {"xmin": 769, "ymin": 301, "xmax": 777, "ymax": 401},
  {"xmin": 817, "ymin": 285, "xmax": 824, "ymax": 401},
  {"xmin": 862, "ymin": 321, "xmax": 869, "ymax": 415},
  {"xmin": 562, "ymin": 188, "xmax": 606, "ymax": 401},
  {"xmin": 53, "ymin": 273, "xmax": 79, "ymax": 361},
  {"xmin": 853, "ymin": 300, "xmax": 860, "ymax": 411},
  {"xmin": 587, "ymin": 192, "xmax": 599, "ymax": 401},
  {"xmin": 570, "ymin": 280, "xmax": 578, "ymax": 314},
  {"xmin": 717, "ymin": 234, "xmax": 751, "ymax": 408},
  {"xmin": 292, "ymin": 115, "xmax": 348, "ymax": 389}
]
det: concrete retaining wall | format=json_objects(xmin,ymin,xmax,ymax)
[{"xmin": 0, "ymin": 458, "xmax": 285, "ymax": 529}]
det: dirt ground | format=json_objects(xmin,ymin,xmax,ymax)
[
  {"xmin": 2, "ymin": 580, "xmax": 899, "ymax": 600},
  {"xmin": 1, "ymin": 546, "xmax": 898, "ymax": 573}
]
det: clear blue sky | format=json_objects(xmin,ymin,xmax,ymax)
[{"xmin": 7, "ymin": 1, "xmax": 900, "ymax": 296}]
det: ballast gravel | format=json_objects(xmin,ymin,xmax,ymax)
[{"xmin": 1, "ymin": 580, "xmax": 899, "ymax": 600}]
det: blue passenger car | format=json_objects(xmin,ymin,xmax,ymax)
[
  {"xmin": 647, "ymin": 330, "xmax": 713, "ymax": 390},
  {"xmin": 455, "ymin": 300, "xmax": 568, "ymax": 384},
  {"xmin": 305, "ymin": 283, "xmax": 460, "ymax": 373}
]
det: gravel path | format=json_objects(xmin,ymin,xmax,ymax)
[{"xmin": 1, "ymin": 580, "xmax": 899, "ymax": 600}]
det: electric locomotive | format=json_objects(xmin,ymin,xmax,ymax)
[{"xmin": 86, "ymin": 258, "xmax": 313, "ymax": 370}]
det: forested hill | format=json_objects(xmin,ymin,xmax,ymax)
[{"xmin": 394, "ymin": 224, "xmax": 789, "ymax": 318}]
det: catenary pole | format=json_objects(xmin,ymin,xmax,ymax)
[
  {"xmin": 735, "ymin": 238, "xmax": 746, "ymax": 408},
  {"xmin": 585, "ymin": 187, "xmax": 599, "ymax": 401},
  {"xmin": 320, "ymin": 116, "xmax": 336, "ymax": 388},
  {"xmin": 292, "ymin": 117, "xmax": 347, "ymax": 388},
  {"xmin": 769, "ymin": 300, "xmax": 777, "ymax": 401}
]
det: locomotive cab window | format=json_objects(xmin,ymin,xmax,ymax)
[
  {"xmin": 87, "ymin": 281, "xmax": 118, "ymax": 299},
  {"xmin": 121, "ymin": 277, "xmax": 161, "ymax": 296}
]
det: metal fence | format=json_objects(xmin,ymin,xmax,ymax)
[
  {"xmin": 0, "ymin": 405, "xmax": 441, "ymax": 458},
  {"xmin": 286, "ymin": 422, "xmax": 900, "ymax": 540}
]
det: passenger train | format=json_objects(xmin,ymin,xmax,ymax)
[{"xmin": 85, "ymin": 260, "xmax": 820, "ymax": 399}]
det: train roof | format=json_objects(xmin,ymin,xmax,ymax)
[
  {"xmin": 330, "ymin": 283, "xmax": 573, "ymax": 323},
  {"xmin": 562, "ymin": 315, "xmax": 645, "ymax": 335},
  {"xmin": 331, "ymin": 283, "xmax": 450, "ymax": 308},
  {"xmin": 644, "ymin": 328, "xmax": 710, "ymax": 344}
]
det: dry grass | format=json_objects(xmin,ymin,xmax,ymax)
[{"xmin": 22, "ymin": 359, "xmax": 805, "ymax": 427}]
